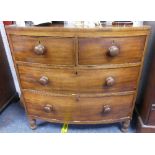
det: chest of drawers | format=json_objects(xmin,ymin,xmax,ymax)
[{"xmin": 6, "ymin": 25, "xmax": 150, "ymax": 132}]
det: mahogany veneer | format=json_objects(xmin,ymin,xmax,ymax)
[{"xmin": 6, "ymin": 24, "xmax": 150, "ymax": 132}]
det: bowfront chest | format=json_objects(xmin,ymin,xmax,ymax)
[{"xmin": 6, "ymin": 25, "xmax": 150, "ymax": 132}]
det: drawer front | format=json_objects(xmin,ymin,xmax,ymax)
[
  {"xmin": 10, "ymin": 35, "xmax": 75, "ymax": 65},
  {"xmin": 24, "ymin": 91, "xmax": 134, "ymax": 122},
  {"xmin": 79, "ymin": 36, "xmax": 146, "ymax": 65},
  {"xmin": 18, "ymin": 65, "xmax": 140, "ymax": 93}
]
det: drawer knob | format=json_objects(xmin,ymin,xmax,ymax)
[
  {"xmin": 103, "ymin": 105, "xmax": 111, "ymax": 114},
  {"xmin": 105, "ymin": 76, "xmax": 115, "ymax": 86},
  {"xmin": 43, "ymin": 105, "xmax": 53, "ymax": 113},
  {"xmin": 39, "ymin": 76, "xmax": 49, "ymax": 85},
  {"xmin": 108, "ymin": 45, "xmax": 119, "ymax": 57},
  {"xmin": 34, "ymin": 44, "xmax": 46, "ymax": 55}
]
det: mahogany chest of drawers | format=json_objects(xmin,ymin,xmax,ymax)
[{"xmin": 6, "ymin": 25, "xmax": 150, "ymax": 132}]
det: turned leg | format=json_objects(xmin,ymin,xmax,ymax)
[
  {"xmin": 121, "ymin": 120, "xmax": 130, "ymax": 132},
  {"xmin": 29, "ymin": 118, "xmax": 37, "ymax": 130}
]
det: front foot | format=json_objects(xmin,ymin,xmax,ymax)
[
  {"xmin": 121, "ymin": 120, "xmax": 130, "ymax": 133},
  {"xmin": 29, "ymin": 118, "xmax": 37, "ymax": 130}
]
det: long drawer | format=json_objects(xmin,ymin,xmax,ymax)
[
  {"xmin": 23, "ymin": 90, "xmax": 134, "ymax": 123},
  {"xmin": 78, "ymin": 36, "xmax": 146, "ymax": 65},
  {"xmin": 18, "ymin": 65, "xmax": 140, "ymax": 93},
  {"xmin": 10, "ymin": 35, "xmax": 75, "ymax": 65}
]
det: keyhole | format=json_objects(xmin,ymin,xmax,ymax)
[{"xmin": 112, "ymin": 40, "xmax": 115, "ymax": 44}]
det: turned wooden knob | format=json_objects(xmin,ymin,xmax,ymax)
[
  {"xmin": 34, "ymin": 44, "xmax": 46, "ymax": 55},
  {"xmin": 108, "ymin": 45, "xmax": 119, "ymax": 57},
  {"xmin": 39, "ymin": 76, "xmax": 49, "ymax": 85},
  {"xmin": 105, "ymin": 76, "xmax": 115, "ymax": 86},
  {"xmin": 103, "ymin": 105, "xmax": 111, "ymax": 114},
  {"xmin": 43, "ymin": 105, "xmax": 53, "ymax": 113}
]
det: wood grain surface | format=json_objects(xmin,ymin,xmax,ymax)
[
  {"xmin": 24, "ymin": 90, "xmax": 134, "ymax": 123},
  {"xmin": 18, "ymin": 65, "xmax": 140, "ymax": 94},
  {"xmin": 10, "ymin": 35, "xmax": 75, "ymax": 65},
  {"xmin": 79, "ymin": 36, "xmax": 146, "ymax": 65}
]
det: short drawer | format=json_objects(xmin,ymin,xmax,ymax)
[
  {"xmin": 78, "ymin": 36, "xmax": 146, "ymax": 65},
  {"xmin": 18, "ymin": 65, "xmax": 140, "ymax": 93},
  {"xmin": 10, "ymin": 35, "xmax": 75, "ymax": 65},
  {"xmin": 23, "ymin": 90, "xmax": 134, "ymax": 122}
]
